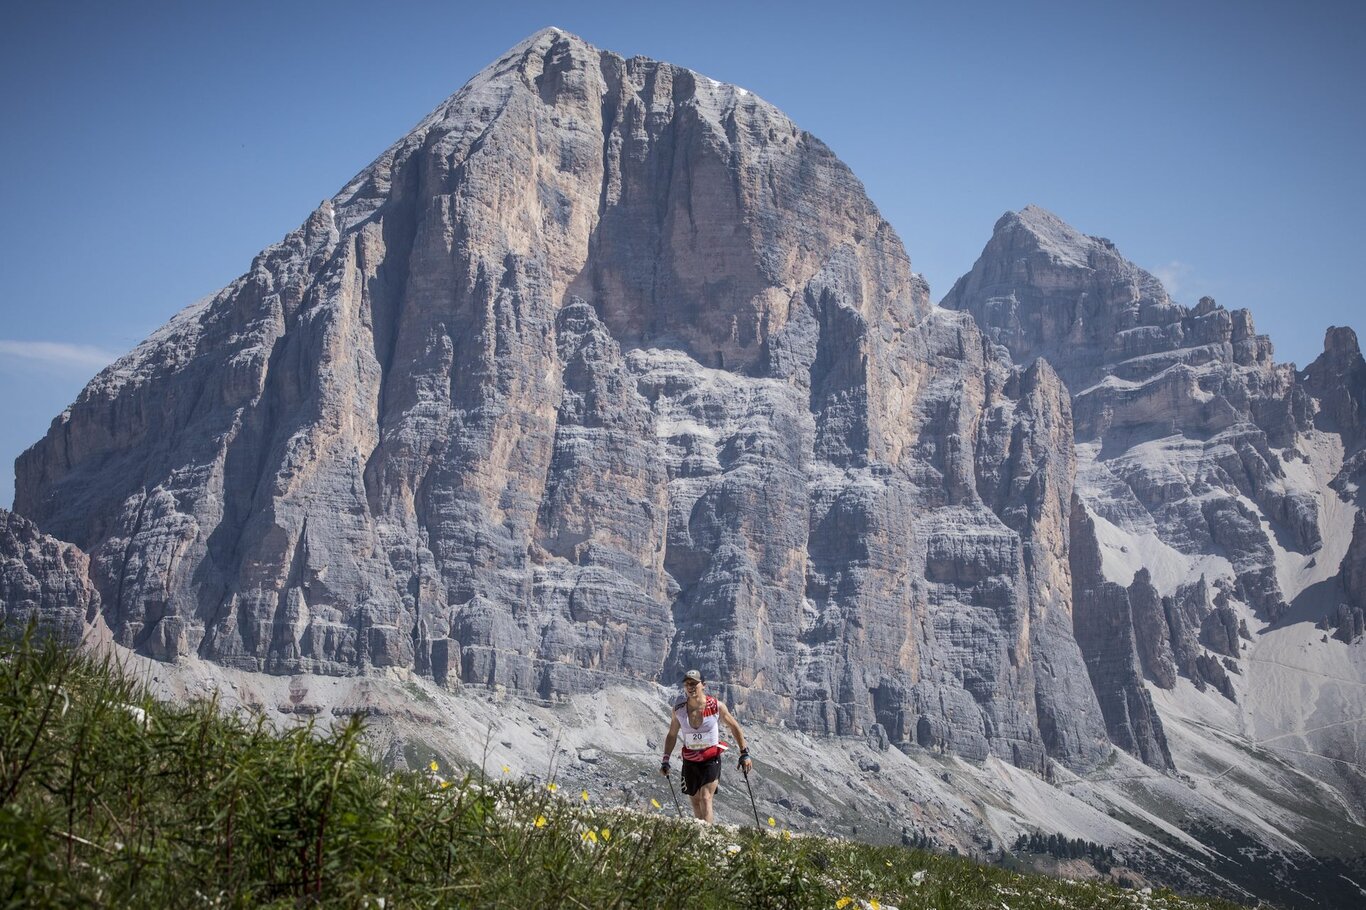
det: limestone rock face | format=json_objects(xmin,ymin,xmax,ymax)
[
  {"xmin": 944, "ymin": 206, "xmax": 1366, "ymax": 765},
  {"xmin": 1345, "ymin": 511, "xmax": 1366, "ymax": 614},
  {"xmin": 11, "ymin": 31, "xmax": 1109, "ymax": 770},
  {"xmin": 943, "ymin": 207, "xmax": 1309, "ymax": 621},
  {"xmin": 1126, "ymin": 569, "xmax": 1176, "ymax": 689},
  {"xmin": 0, "ymin": 509, "xmax": 99, "ymax": 642},
  {"xmin": 1320, "ymin": 593, "xmax": 1365, "ymax": 643},
  {"xmin": 1302, "ymin": 327, "xmax": 1366, "ymax": 449},
  {"xmin": 1158, "ymin": 576, "xmax": 1242, "ymax": 696},
  {"xmin": 1303, "ymin": 327, "xmax": 1366, "ymax": 617},
  {"xmin": 1068, "ymin": 501, "xmax": 1173, "ymax": 768}
]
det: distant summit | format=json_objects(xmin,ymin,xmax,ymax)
[{"xmin": 942, "ymin": 205, "xmax": 1176, "ymax": 383}]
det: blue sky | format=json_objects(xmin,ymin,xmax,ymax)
[{"xmin": 2, "ymin": 0, "xmax": 1363, "ymax": 511}]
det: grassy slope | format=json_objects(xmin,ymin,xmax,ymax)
[{"xmin": 0, "ymin": 630, "xmax": 1249, "ymax": 909}]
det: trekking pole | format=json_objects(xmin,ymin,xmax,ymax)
[
  {"xmin": 665, "ymin": 770, "xmax": 685, "ymax": 818},
  {"xmin": 742, "ymin": 766, "xmax": 762, "ymax": 829}
]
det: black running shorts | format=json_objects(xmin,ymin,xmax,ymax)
[{"xmin": 680, "ymin": 757, "xmax": 721, "ymax": 795}]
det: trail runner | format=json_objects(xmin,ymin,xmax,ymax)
[{"xmin": 659, "ymin": 669, "xmax": 751, "ymax": 823}]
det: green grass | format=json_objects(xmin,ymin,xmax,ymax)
[{"xmin": 0, "ymin": 626, "xmax": 1248, "ymax": 909}]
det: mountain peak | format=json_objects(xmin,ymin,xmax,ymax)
[
  {"xmin": 940, "ymin": 206, "xmax": 1182, "ymax": 386},
  {"xmin": 992, "ymin": 205, "xmax": 1109, "ymax": 269},
  {"xmin": 1015, "ymin": 202, "xmax": 1066, "ymax": 225},
  {"xmin": 1324, "ymin": 324, "xmax": 1362, "ymax": 360},
  {"xmin": 499, "ymin": 26, "xmax": 588, "ymax": 58},
  {"xmin": 18, "ymin": 22, "xmax": 923, "ymax": 668}
]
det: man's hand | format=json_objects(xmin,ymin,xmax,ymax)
[
  {"xmin": 737, "ymin": 748, "xmax": 751, "ymax": 772},
  {"xmin": 660, "ymin": 757, "xmax": 671, "ymax": 776}
]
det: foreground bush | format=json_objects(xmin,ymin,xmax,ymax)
[{"xmin": 0, "ymin": 626, "xmax": 1243, "ymax": 908}]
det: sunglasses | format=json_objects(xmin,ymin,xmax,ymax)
[{"xmin": 683, "ymin": 679, "xmax": 701, "ymax": 688}]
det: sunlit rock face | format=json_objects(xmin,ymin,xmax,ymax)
[
  {"xmin": 11, "ymin": 30, "xmax": 1110, "ymax": 771},
  {"xmin": 944, "ymin": 206, "xmax": 1366, "ymax": 768}
]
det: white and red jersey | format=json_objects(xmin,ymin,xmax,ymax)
[{"xmin": 674, "ymin": 695, "xmax": 729, "ymax": 762}]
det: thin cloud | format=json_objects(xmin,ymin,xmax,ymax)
[
  {"xmin": 0, "ymin": 340, "xmax": 119, "ymax": 373},
  {"xmin": 1151, "ymin": 260, "xmax": 1193, "ymax": 297}
]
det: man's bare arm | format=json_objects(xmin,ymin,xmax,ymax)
[{"xmin": 660, "ymin": 713, "xmax": 681, "ymax": 773}]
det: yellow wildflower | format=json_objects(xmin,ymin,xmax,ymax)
[
  {"xmin": 601, "ymin": 828, "xmax": 611, "ymax": 842},
  {"xmin": 428, "ymin": 760, "xmax": 439, "ymax": 772},
  {"xmin": 767, "ymin": 816, "xmax": 776, "ymax": 827},
  {"xmin": 502, "ymin": 765, "xmax": 510, "ymax": 774},
  {"xmin": 535, "ymin": 815, "xmax": 547, "ymax": 828},
  {"xmin": 782, "ymin": 830, "xmax": 792, "ymax": 840},
  {"xmin": 581, "ymin": 789, "xmax": 590, "ymax": 803},
  {"xmin": 870, "ymin": 901, "xmax": 881, "ymax": 910},
  {"xmin": 651, "ymin": 798, "xmax": 661, "ymax": 809},
  {"xmin": 547, "ymin": 782, "xmax": 559, "ymax": 793},
  {"xmin": 836, "ymin": 899, "xmax": 853, "ymax": 909},
  {"xmin": 439, "ymin": 780, "xmax": 451, "ymax": 790},
  {"xmin": 582, "ymin": 830, "xmax": 598, "ymax": 843}
]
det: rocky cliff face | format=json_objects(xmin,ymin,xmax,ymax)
[
  {"xmin": 942, "ymin": 208, "xmax": 1313, "ymax": 611},
  {"xmin": 1344, "ymin": 510, "xmax": 1366, "ymax": 617},
  {"xmin": 11, "ymin": 30, "xmax": 1110, "ymax": 771},
  {"xmin": 1302, "ymin": 327, "xmax": 1366, "ymax": 450},
  {"xmin": 1303, "ymin": 326, "xmax": 1366, "ymax": 637},
  {"xmin": 1, "ymin": 508, "xmax": 99, "ymax": 642},
  {"xmin": 943, "ymin": 205, "xmax": 1366, "ymax": 769},
  {"xmin": 1067, "ymin": 501, "xmax": 1172, "ymax": 768}
]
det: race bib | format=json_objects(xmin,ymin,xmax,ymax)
[{"xmin": 684, "ymin": 730, "xmax": 710, "ymax": 749}]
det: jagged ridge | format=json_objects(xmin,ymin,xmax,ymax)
[{"xmin": 943, "ymin": 204, "xmax": 1366, "ymax": 773}]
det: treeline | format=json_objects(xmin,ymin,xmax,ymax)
[{"xmin": 1013, "ymin": 832, "xmax": 1116, "ymax": 867}]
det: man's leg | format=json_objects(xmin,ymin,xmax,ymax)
[
  {"xmin": 689, "ymin": 788, "xmax": 708, "ymax": 820},
  {"xmin": 683, "ymin": 763, "xmax": 707, "ymax": 820},
  {"xmin": 696, "ymin": 779, "xmax": 719, "ymax": 823}
]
